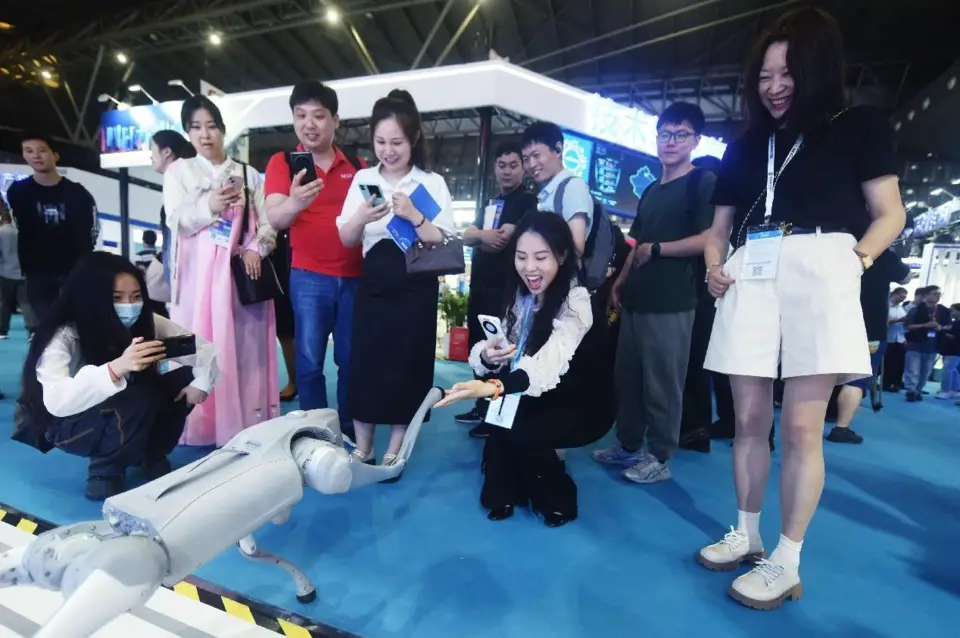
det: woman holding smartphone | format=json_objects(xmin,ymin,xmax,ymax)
[
  {"xmin": 19, "ymin": 252, "xmax": 218, "ymax": 501},
  {"xmin": 164, "ymin": 95, "xmax": 279, "ymax": 447}
]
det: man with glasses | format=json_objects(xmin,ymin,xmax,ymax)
[{"xmin": 593, "ymin": 102, "xmax": 717, "ymax": 484}]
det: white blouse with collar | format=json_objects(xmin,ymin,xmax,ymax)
[
  {"xmin": 336, "ymin": 165, "xmax": 456, "ymax": 257},
  {"xmin": 162, "ymin": 155, "xmax": 275, "ymax": 303}
]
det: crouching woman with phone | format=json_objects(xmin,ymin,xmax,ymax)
[
  {"xmin": 19, "ymin": 252, "xmax": 219, "ymax": 501},
  {"xmin": 436, "ymin": 213, "xmax": 615, "ymax": 527}
]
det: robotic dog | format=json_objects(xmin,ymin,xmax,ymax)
[{"xmin": 0, "ymin": 388, "xmax": 443, "ymax": 638}]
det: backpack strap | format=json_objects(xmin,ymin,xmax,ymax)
[{"xmin": 552, "ymin": 176, "xmax": 576, "ymax": 214}]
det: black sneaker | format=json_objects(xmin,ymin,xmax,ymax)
[
  {"xmin": 469, "ymin": 423, "xmax": 495, "ymax": 438},
  {"xmin": 455, "ymin": 408, "xmax": 483, "ymax": 425},
  {"xmin": 826, "ymin": 427, "xmax": 863, "ymax": 444},
  {"xmin": 141, "ymin": 458, "xmax": 173, "ymax": 481},
  {"xmin": 85, "ymin": 476, "xmax": 125, "ymax": 501}
]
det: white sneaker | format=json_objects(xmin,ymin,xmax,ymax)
[
  {"xmin": 727, "ymin": 558, "xmax": 802, "ymax": 610},
  {"xmin": 622, "ymin": 455, "xmax": 671, "ymax": 484},
  {"xmin": 696, "ymin": 527, "xmax": 765, "ymax": 572},
  {"xmin": 591, "ymin": 444, "xmax": 645, "ymax": 467},
  {"xmin": 935, "ymin": 392, "xmax": 953, "ymax": 400}
]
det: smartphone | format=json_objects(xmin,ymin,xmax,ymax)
[
  {"xmin": 226, "ymin": 175, "xmax": 243, "ymax": 191},
  {"xmin": 358, "ymin": 183, "xmax": 386, "ymax": 206},
  {"xmin": 477, "ymin": 315, "xmax": 505, "ymax": 344},
  {"xmin": 290, "ymin": 151, "xmax": 319, "ymax": 184},
  {"xmin": 161, "ymin": 334, "xmax": 197, "ymax": 359}
]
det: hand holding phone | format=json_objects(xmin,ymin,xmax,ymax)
[
  {"xmin": 160, "ymin": 334, "xmax": 197, "ymax": 360},
  {"xmin": 290, "ymin": 151, "xmax": 320, "ymax": 185},
  {"xmin": 477, "ymin": 315, "xmax": 505, "ymax": 345},
  {"xmin": 358, "ymin": 183, "xmax": 386, "ymax": 207}
]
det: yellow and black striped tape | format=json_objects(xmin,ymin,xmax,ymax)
[{"xmin": 0, "ymin": 504, "xmax": 348, "ymax": 638}]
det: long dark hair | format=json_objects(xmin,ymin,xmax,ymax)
[
  {"xmin": 152, "ymin": 129, "xmax": 196, "ymax": 160},
  {"xmin": 742, "ymin": 7, "xmax": 846, "ymax": 135},
  {"xmin": 22, "ymin": 252, "xmax": 156, "ymax": 416},
  {"xmin": 502, "ymin": 212, "xmax": 582, "ymax": 356},
  {"xmin": 370, "ymin": 89, "xmax": 429, "ymax": 170}
]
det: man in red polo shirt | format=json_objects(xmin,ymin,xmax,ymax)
[{"xmin": 265, "ymin": 81, "xmax": 363, "ymax": 436}]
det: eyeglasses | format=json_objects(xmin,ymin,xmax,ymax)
[{"xmin": 657, "ymin": 131, "xmax": 695, "ymax": 144}]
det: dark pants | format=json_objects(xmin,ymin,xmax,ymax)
[
  {"xmin": 481, "ymin": 427, "xmax": 577, "ymax": 518},
  {"xmin": 680, "ymin": 298, "xmax": 714, "ymax": 438},
  {"xmin": 466, "ymin": 285, "xmax": 504, "ymax": 412},
  {"xmin": 50, "ymin": 367, "xmax": 194, "ymax": 478},
  {"xmin": 0, "ymin": 277, "xmax": 36, "ymax": 335},
  {"xmin": 149, "ymin": 300, "xmax": 168, "ymax": 319},
  {"xmin": 883, "ymin": 342, "xmax": 905, "ymax": 390},
  {"xmin": 289, "ymin": 268, "xmax": 358, "ymax": 435},
  {"xmin": 25, "ymin": 275, "xmax": 63, "ymax": 325}
]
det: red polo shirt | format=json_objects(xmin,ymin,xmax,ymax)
[{"xmin": 264, "ymin": 147, "xmax": 364, "ymax": 278}]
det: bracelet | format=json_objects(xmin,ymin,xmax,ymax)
[
  {"xmin": 485, "ymin": 379, "xmax": 504, "ymax": 400},
  {"xmin": 106, "ymin": 363, "xmax": 120, "ymax": 383},
  {"xmin": 414, "ymin": 214, "xmax": 427, "ymax": 229},
  {"xmin": 704, "ymin": 263, "xmax": 723, "ymax": 282}
]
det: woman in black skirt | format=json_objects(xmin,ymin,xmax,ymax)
[
  {"xmin": 336, "ymin": 89, "xmax": 455, "ymax": 468},
  {"xmin": 436, "ymin": 213, "xmax": 615, "ymax": 526},
  {"xmin": 269, "ymin": 228, "xmax": 298, "ymax": 401}
]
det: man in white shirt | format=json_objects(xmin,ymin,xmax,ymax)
[{"xmin": 883, "ymin": 286, "xmax": 908, "ymax": 391}]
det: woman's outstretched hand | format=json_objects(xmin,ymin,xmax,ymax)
[{"xmin": 435, "ymin": 380, "xmax": 497, "ymax": 408}]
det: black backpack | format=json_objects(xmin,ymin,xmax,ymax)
[
  {"xmin": 552, "ymin": 177, "xmax": 627, "ymax": 292},
  {"xmin": 634, "ymin": 168, "xmax": 712, "ymax": 298}
]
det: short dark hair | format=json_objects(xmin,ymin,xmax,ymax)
[
  {"xmin": 657, "ymin": 102, "xmax": 705, "ymax": 135},
  {"xmin": 289, "ymin": 81, "xmax": 339, "ymax": 115},
  {"xmin": 891, "ymin": 287, "xmax": 908, "ymax": 296},
  {"xmin": 915, "ymin": 287, "xmax": 928, "ymax": 296},
  {"xmin": 370, "ymin": 89, "xmax": 429, "ymax": 170},
  {"xmin": 180, "ymin": 95, "xmax": 225, "ymax": 133},
  {"xmin": 152, "ymin": 130, "xmax": 196, "ymax": 160},
  {"xmin": 742, "ymin": 7, "xmax": 846, "ymax": 135},
  {"xmin": 493, "ymin": 141, "xmax": 522, "ymax": 161},
  {"xmin": 21, "ymin": 132, "xmax": 55, "ymax": 151},
  {"xmin": 520, "ymin": 121, "xmax": 564, "ymax": 154},
  {"xmin": 142, "ymin": 230, "xmax": 157, "ymax": 246},
  {"xmin": 926, "ymin": 286, "xmax": 941, "ymax": 295}
]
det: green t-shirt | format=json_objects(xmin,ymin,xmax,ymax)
[{"xmin": 620, "ymin": 169, "xmax": 717, "ymax": 314}]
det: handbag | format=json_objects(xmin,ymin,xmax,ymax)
[
  {"xmin": 405, "ymin": 230, "xmax": 466, "ymax": 277},
  {"xmin": 230, "ymin": 165, "xmax": 284, "ymax": 306}
]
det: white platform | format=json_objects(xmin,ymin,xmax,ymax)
[{"xmin": 0, "ymin": 522, "xmax": 280, "ymax": 638}]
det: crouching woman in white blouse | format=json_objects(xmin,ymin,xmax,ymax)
[
  {"xmin": 437, "ymin": 213, "xmax": 615, "ymax": 527},
  {"xmin": 18, "ymin": 252, "xmax": 218, "ymax": 501}
]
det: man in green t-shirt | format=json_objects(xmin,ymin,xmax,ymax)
[{"xmin": 592, "ymin": 102, "xmax": 717, "ymax": 484}]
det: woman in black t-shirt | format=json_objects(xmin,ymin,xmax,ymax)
[{"xmin": 696, "ymin": 8, "xmax": 905, "ymax": 611}]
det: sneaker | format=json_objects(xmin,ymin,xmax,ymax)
[
  {"xmin": 350, "ymin": 448, "xmax": 374, "ymax": 465},
  {"xmin": 727, "ymin": 558, "xmax": 802, "ymax": 611},
  {"xmin": 455, "ymin": 408, "xmax": 483, "ymax": 425},
  {"xmin": 622, "ymin": 455, "xmax": 671, "ymax": 484},
  {"xmin": 85, "ymin": 476, "xmax": 125, "ymax": 501},
  {"xmin": 0, "ymin": 335, "xmax": 8, "ymax": 340},
  {"xmin": 696, "ymin": 526, "xmax": 765, "ymax": 572},
  {"xmin": 825, "ymin": 427, "xmax": 863, "ymax": 444},
  {"xmin": 935, "ymin": 391, "xmax": 953, "ymax": 400},
  {"xmin": 591, "ymin": 444, "xmax": 645, "ymax": 467}
]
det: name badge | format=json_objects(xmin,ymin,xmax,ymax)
[
  {"xmin": 740, "ymin": 226, "xmax": 783, "ymax": 280},
  {"xmin": 209, "ymin": 218, "xmax": 234, "ymax": 248},
  {"xmin": 928, "ymin": 331, "xmax": 938, "ymax": 339},
  {"xmin": 485, "ymin": 394, "xmax": 520, "ymax": 429}
]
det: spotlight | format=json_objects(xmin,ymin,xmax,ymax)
[
  {"xmin": 208, "ymin": 32, "xmax": 223, "ymax": 46},
  {"xmin": 115, "ymin": 52, "xmax": 128, "ymax": 64},
  {"xmin": 325, "ymin": 7, "xmax": 341, "ymax": 24}
]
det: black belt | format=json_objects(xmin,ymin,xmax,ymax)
[{"xmin": 746, "ymin": 223, "xmax": 850, "ymax": 236}]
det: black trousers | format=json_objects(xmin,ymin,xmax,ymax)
[
  {"xmin": 680, "ymin": 298, "xmax": 715, "ymax": 438},
  {"xmin": 883, "ymin": 342, "xmax": 905, "ymax": 390},
  {"xmin": 149, "ymin": 300, "xmax": 169, "ymax": 319},
  {"xmin": 25, "ymin": 275, "xmax": 63, "ymax": 326},
  {"xmin": 50, "ymin": 367, "xmax": 195, "ymax": 478},
  {"xmin": 0, "ymin": 277, "xmax": 36, "ymax": 335}
]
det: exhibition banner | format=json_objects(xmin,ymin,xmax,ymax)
[{"xmin": 99, "ymin": 103, "xmax": 185, "ymax": 155}]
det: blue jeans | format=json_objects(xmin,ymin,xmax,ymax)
[
  {"xmin": 903, "ymin": 349, "xmax": 938, "ymax": 395},
  {"xmin": 940, "ymin": 355, "xmax": 960, "ymax": 394},
  {"xmin": 290, "ymin": 269, "xmax": 358, "ymax": 428}
]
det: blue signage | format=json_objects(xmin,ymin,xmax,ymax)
[{"xmin": 99, "ymin": 103, "xmax": 185, "ymax": 155}]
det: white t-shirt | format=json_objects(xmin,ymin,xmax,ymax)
[
  {"xmin": 337, "ymin": 165, "xmax": 455, "ymax": 257},
  {"xmin": 888, "ymin": 304, "xmax": 907, "ymax": 343}
]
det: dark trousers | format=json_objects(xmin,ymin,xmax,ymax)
[
  {"xmin": 466, "ymin": 285, "xmax": 504, "ymax": 412},
  {"xmin": 0, "ymin": 277, "xmax": 36, "ymax": 335},
  {"xmin": 680, "ymin": 299, "xmax": 714, "ymax": 438},
  {"xmin": 149, "ymin": 300, "xmax": 169, "ymax": 319},
  {"xmin": 51, "ymin": 367, "xmax": 195, "ymax": 477},
  {"xmin": 481, "ymin": 427, "xmax": 577, "ymax": 517},
  {"xmin": 25, "ymin": 275, "xmax": 63, "ymax": 325},
  {"xmin": 883, "ymin": 342, "xmax": 905, "ymax": 390}
]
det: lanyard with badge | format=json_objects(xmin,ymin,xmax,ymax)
[
  {"xmin": 739, "ymin": 134, "xmax": 803, "ymax": 280},
  {"xmin": 485, "ymin": 296, "xmax": 534, "ymax": 429}
]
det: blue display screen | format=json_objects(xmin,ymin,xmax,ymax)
[{"xmin": 561, "ymin": 130, "xmax": 661, "ymax": 218}]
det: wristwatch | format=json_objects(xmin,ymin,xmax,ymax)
[
  {"xmin": 651, "ymin": 242, "xmax": 661, "ymax": 258},
  {"xmin": 854, "ymin": 249, "xmax": 873, "ymax": 272}
]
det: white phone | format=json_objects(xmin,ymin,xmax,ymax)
[{"xmin": 477, "ymin": 314, "xmax": 505, "ymax": 344}]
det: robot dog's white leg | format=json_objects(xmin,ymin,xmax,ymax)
[
  {"xmin": 237, "ymin": 534, "xmax": 317, "ymax": 603},
  {"xmin": 35, "ymin": 536, "xmax": 167, "ymax": 638}
]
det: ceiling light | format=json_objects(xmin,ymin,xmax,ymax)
[
  {"xmin": 40, "ymin": 70, "xmax": 52, "ymax": 79},
  {"xmin": 0, "ymin": 21, "xmax": 13, "ymax": 30},
  {"xmin": 208, "ymin": 32, "xmax": 223, "ymax": 46},
  {"xmin": 129, "ymin": 83, "xmax": 142, "ymax": 92},
  {"xmin": 115, "ymin": 52, "xmax": 128, "ymax": 64},
  {"xmin": 325, "ymin": 7, "xmax": 341, "ymax": 23}
]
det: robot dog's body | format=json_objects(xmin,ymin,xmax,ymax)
[{"xmin": 0, "ymin": 388, "xmax": 442, "ymax": 638}]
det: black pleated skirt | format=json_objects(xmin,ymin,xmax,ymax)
[{"xmin": 348, "ymin": 240, "xmax": 439, "ymax": 425}]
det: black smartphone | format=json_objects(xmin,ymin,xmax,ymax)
[
  {"xmin": 161, "ymin": 334, "xmax": 197, "ymax": 359},
  {"xmin": 358, "ymin": 183, "xmax": 385, "ymax": 206},
  {"xmin": 290, "ymin": 151, "xmax": 319, "ymax": 184}
]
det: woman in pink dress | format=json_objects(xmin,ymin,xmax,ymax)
[{"xmin": 163, "ymin": 95, "xmax": 280, "ymax": 446}]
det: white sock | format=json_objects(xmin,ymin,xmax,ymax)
[
  {"xmin": 737, "ymin": 510, "xmax": 761, "ymax": 546},
  {"xmin": 769, "ymin": 534, "xmax": 803, "ymax": 570}
]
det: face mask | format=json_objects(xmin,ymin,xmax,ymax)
[{"xmin": 115, "ymin": 302, "xmax": 143, "ymax": 328}]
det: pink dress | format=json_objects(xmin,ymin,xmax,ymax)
[{"xmin": 164, "ymin": 157, "xmax": 280, "ymax": 446}]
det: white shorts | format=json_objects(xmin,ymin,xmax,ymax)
[{"xmin": 704, "ymin": 230, "xmax": 871, "ymax": 384}]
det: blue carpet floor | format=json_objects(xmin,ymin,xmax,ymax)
[{"xmin": 0, "ymin": 314, "xmax": 957, "ymax": 637}]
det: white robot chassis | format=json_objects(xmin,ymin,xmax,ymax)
[{"xmin": 0, "ymin": 388, "xmax": 444, "ymax": 638}]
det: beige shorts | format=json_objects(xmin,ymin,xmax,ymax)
[{"xmin": 704, "ymin": 231, "xmax": 871, "ymax": 384}]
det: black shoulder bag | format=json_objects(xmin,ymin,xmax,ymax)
[{"xmin": 230, "ymin": 165, "xmax": 284, "ymax": 306}]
